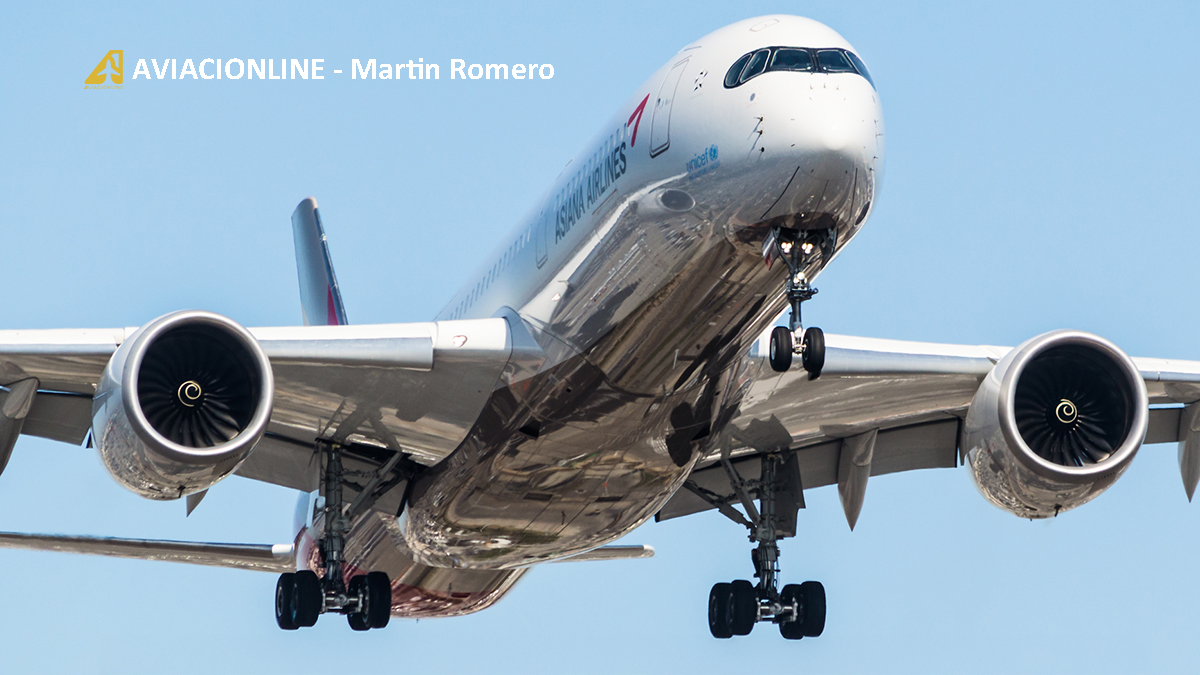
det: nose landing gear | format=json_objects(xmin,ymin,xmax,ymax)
[
  {"xmin": 274, "ymin": 441, "xmax": 412, "ymax": 632},
  {"xmin": 764, "ymin": 227, "xmax": 832, "ymax": 378}
]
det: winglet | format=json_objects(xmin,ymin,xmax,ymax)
[{"xmin": 291, "ymin": 198, "xmax": 348, "ymax": 326}]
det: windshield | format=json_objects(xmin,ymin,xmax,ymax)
[
  {"xmin": 723, "ymin": 46, "xmax": 874, "ymax": 90},
  {"xmin": 770, "ymin": 48, "xmax": 813, "ymax": 72}
]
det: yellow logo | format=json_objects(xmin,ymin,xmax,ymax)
[{"xmin": 85, "ymin": 50, "xmax": 123, "ymax": 85}]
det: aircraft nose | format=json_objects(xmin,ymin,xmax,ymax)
[
  {"xmin": 754, "ymin": 77, "xmax": 883, "ymax": 228},
  {"xmin": 793, "ymin": 78, "xmax": 880, "ymax": 167},
  {"xmin": 817, "ymin": 113, "xmax": 855, "ymax": 152}
]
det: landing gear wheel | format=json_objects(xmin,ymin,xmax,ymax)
[
  {"xmin": 366, "ymin": 571, "xmax": 392, "ymax": 629},
  {"xmin": 275, "ymin": 573, "xmax": 298, "ymax": 631},
  {"xmin": 347, "ymin": 576, "xmax": 370, "ymax": 631},
  {"xmin": 708, "ymin": 582, "xmax": 733, "ymax": 639},
  {"xmin": 291, "ymin": 570, "xmax": 322, "ymax": 628},
  {"xmin": 729, "ymin": 580, "xmax": 757, "ymax": 636},
  {"xmin": 697, "ymin": 450, "xmax": 830, "ymax": 641},
  {"xmin": 347, "ymin": 612, "xmax": 371, "ymax": 631},
  {"xmin": 769, "ymin": 326, "xmax": 793, "ymax": 373},
  {"xmin": 802, "ymin": 327, "xmax": 824, "ymax": 378},
  {"xmin": 798, "ymin": 581, "xmax": 826, "ymax": 637},
  {"xmin": 778, "ymin": 584, "xmax": 804, "ymax": 640}
]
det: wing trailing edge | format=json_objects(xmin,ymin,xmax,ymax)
[
  {"xmin": 551, "ymin": 545, "xmax": 655, "ymax": 562},
  {"xmin": 0, "ymin": 532, "xmax": 295, "ymax": 572}
]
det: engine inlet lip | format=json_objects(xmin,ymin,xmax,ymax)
[
  {"xmin": 121, "ymin": 309, "xmax": 275, "ymax": 465},
  {"xmin": 997, "ymin": 330, "xmax": 1148, "ymax": 483}
]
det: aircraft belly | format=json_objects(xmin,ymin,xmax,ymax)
[
  {"xmin": 400, "ymin": 243, "xmax": 786, "ymax": 569},
  {"xmin": 302, "ymin": 510, "xmax": 525, "ymax": 618},
  {"xmin": 403, "ymin": 363, "xmax": 702, "ymax": 569},
  {"xmin": 400, "ymin": 116, "xmax": 877, "ymax": 569}
]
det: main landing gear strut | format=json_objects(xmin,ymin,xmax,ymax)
[
  {"xmin": 275, "ymin": 442, "xmax": 397, "ymax": 632},
  {"xmin": 764, "ymin": 227, "xmax": 832, "ymax": 378},
  {"xmin": 688, "ymin": 451, "xmax": 826, "ymax": 641}
]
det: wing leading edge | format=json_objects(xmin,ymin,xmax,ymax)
[{"xmin": 0, "ymin": 311, "xmax": 546, "ymax": 494}]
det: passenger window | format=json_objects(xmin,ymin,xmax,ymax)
[
  {"xmin": 724, "ymin": 53, "xmax": 753, "ymax": 88},
  {"xmin": 769, "ymin": 48, "xmax": 812, "ymax": 72},
  {"xmin": 816, "ymin": 50, "xmax": 855, "ymax": 73},
  {"xmin": 846, "ymin": 52, "xmax": 875, "ymax": 89},
  {"xmin": 739, "ymin": 50, "xmax": 770, "ymax": 83}
]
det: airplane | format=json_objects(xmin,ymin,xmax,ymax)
[{"xmin": 2, "ymin": 13, "xmax": 1198, "ymax": 641}]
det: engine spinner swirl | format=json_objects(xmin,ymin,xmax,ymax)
[
  {"xmin": 1055, "ymin": 399, "xmax": 1078, "ymax": 425},
  {"xmin": 177, "ymin": 380, "xmax": 203, "ymax": 408}
]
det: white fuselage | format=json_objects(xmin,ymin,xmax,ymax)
[
  {"xmin": 437, "ymin": 16, "xmax": 882, "ymax": 334},
  {"xmin": 315, "ymin": 14, "xmax": 884, "ymax": 617}
]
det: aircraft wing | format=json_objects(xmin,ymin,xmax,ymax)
[
  {"xmin": 0, "ymin": 197, "xmax": 550, "ymax": 519},
  {"xmin": 657, "ymin": 332, "xmax": 1200, "ymax": 527},
  {"xmin": 0, "ymin": 314, "xmax": 546, "ymax": 504}
]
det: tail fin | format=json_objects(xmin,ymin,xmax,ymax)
[{"xmin": 291, "ymin": 197, "xmax": 348, "ymax": 326}]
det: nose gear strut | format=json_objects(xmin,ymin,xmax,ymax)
[
  {"xmin": 684, "ymin": 447, "xmax": 826, "ymax": 640},
  {"xmin": 764, "ymin": 227, "xmax": 833, "ymax": 378}
]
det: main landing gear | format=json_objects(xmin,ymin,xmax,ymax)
[
  {"xmin": 764, "ymin": 227, "xmax": 831, "ymax": 378},
  {"xmin": 688, "ymin": 452, "xmax": 826, "ymax": 641},
  {"xmin": 274, "ymin": 442, "xmax": 395, "ymax": 631}
]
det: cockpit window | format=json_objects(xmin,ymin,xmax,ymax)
[
  {"xmin": 845, "ymin": 52, "xmax": 875, "ymax": 89},
  {"xmin": 769, "ymin": 48, "xmax": 813, "ymax": 72},
  {"xmin": 739, "ymin": 49, "xmax": 770, "ymax": 84},
  {"xmin": 816, "ymin": 50, "xmax": 854, "ymax": 73},
  {"xmin": 723, "ymin": 53, "xmax": 752, "ymax": 88},
  {"xmin": 723, "ymin": 46, "xmax": 875, "ymax": 90}
]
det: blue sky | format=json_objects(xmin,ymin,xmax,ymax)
[{"xmin": 2, "ymin": 1, "xmax": 1199, "ymax": 672}]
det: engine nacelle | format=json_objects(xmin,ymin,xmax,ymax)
[
  {"xmin": 92, "ymin": 310, "xmax": 274, "ymax": 500},
  {"xmin": 962, "ymin": 330, "xmax": 1148, "ymax": 519}
]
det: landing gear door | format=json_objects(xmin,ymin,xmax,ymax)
[{"xmin": 650, "ymin": 58, "xmax": 688, "ymax": 158}]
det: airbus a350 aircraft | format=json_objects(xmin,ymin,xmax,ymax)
[{"xmin": 3, "ymin": 14, "xmax": 1198, "ymax": 641}]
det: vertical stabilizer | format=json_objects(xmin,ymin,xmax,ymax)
[{"xmin": 291, "ymin": 197, "xmax": 348, "ymax": 326}]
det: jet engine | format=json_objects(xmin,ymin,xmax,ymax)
[
  {"xmin": 962, "ymin": 330, "xmax": 1148, "ymax": 519},
  {"xmin": 91, "ymin": 310, "xmax": 274, "ymax": 500}
]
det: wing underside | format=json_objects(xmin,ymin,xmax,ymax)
[
  {"xmin": 0, "ymin": 312, "xmax": 546, "ymax": 501},
  {"xmin": 2, "ymin": 324, "xmax": 1199, "ymax": 526},
  {"xmin": 657, "ymin": 332, "xmax": 1200, "ymax": 525}
]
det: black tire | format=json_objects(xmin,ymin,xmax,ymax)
[
  {"xmin": 769, "ymin": 326, "xmax": 793, "ymax": 372},
  {"xmin": 275, "ymin": 573, "xmax": 298, "ymax": 631},
  {"xmin": 799, "ymin": 580, "xmax": 826, "ymax": 637},
  {"xmin": 802, "ymin": 327, "xmax": 825, "ymax": 378},
  {"xmin": 366, "ymin": 571, "xmax": 392, "ymax": 629},
  {"xmin": 729, "ymin": 580, "xmax": 757, "ymax": 636},
  {"xmin": 778, "ymin": 584, "xmax": 804, "ymax": 640},
  {"xmin": 348, "ymin": 612, "xmax": 371, "ymax": 631},
  {"xmin": 291, "ymin": 570, "xmax": 322, "ymax": 628},
  {"xmin": 708, "ymin": 582, "xmax": 733, "ymax": 639}
]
